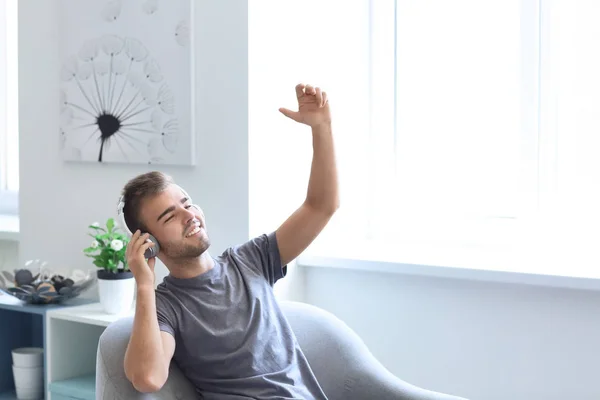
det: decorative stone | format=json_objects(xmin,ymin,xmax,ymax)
[
  {"xmin": 14, "ymin": 269, "xmax": 34, "ymax": 287},
  {"xmin": 36, "ymin": 282, "xmax": 56, "ymax": 293}
]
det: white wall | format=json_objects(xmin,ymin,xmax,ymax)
[
  {"xmin": 17, "ymin": 0, "xmax": 250, "ymax": 288},
  {"xmin": 304, "ymin": 266, "xmax": 600, "ymax": 400}
]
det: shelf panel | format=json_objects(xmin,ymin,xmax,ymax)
[
  {"xmin": 46, "ymin": 302, "xmax": 133, "ymax": 327},
  {"xmin": 0, "ymin": 309, "xmax": 43, "ymax": 394},
  {"xmin": 0, "ymin": 297, "xmax": 94, "ymax": 315},
  {"xmin": 0, "ymin": 391, "xmax": 16, "ymax": 400},
  {"xmin": 49, "ymin": 373, "xmax": 95, "ymax": 400},
  {"xmin": 0, "ymin": 389, "xmax": 47, "ymax": 400}
]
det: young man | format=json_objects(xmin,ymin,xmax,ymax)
[{"xmin": 122, "ymin": 83, "xmax": 338, "ymax": 399}]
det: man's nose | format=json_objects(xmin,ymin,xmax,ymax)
[{"xmin": 183, "ymin": 207, "xmax": 197, "ymax": 221}]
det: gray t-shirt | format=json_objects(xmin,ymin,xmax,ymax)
[{"xmin": 155, "ymin": 232, "xmax": 328, "ymax": 400}]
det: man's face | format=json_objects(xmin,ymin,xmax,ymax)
[{"xmin": 139, "ymin": 184, "xmax": 210, "ymax": 260}]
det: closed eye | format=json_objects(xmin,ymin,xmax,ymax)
[{"xmin": 164, "ymin": 205, "xmax": 192, "ymax": 223}]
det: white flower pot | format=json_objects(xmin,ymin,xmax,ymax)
[
  {"xmin": 12, "ymin": 365, "xmax": 43, "ymax": 392},
  {"xmin": 97, "ymin": 270, "xmax": 135, "ymax": 314},
  {"xmin": 12, "ymin": 347, "xmax": 43, "ymax": 368}
]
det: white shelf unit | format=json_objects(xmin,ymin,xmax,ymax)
[{"xmin": 45, "ymin": 303, "xmax": 134, "ymax": 400}]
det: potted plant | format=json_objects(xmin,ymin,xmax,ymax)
[{"xmin": 83, "ymin": 218, "xmax": 134, "ymax": 314}]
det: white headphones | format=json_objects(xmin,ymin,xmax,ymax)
[{"xmin": 116, "ymin": 186, "xmax": 198, "ymax": 259}]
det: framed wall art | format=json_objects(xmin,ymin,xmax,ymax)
[{"xmin": 58, "ymin": 0, "xmax": 194, "ymax": 165}]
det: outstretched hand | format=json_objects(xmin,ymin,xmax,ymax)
[{"xmin": 279, "ymin": 84, "xmax": 331, "ymax": 128}]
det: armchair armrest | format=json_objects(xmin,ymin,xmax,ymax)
[{"xmin": 280, "ymin": 301, "xmax": 469, "ymax": 400}]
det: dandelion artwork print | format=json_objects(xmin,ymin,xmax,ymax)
[{"xmin": 58, "ymin": 0, "xmax": 194, "ymax": 165}]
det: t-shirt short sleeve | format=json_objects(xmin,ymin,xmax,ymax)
[
  {"xmin": 231, "ymin": 231, "xmax": 287, "ymax": 286},
  {"xmin": 155, "ymin": 292, "xmax": 176, "ymax": 337}
]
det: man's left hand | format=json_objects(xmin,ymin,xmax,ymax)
[{"xmin": 279, "ymin": 83, "xmax": 331, "ymax": 129}]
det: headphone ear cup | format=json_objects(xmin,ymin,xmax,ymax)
[{"xmin": 144, "ymin": 234, "xmax": 160, "ymax": 259}]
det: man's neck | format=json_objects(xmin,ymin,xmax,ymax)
[{"xmin": 166, "ymin": 252, "xmax": 215, "ymax": 279}]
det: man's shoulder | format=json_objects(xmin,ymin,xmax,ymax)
[
  {"xmin": 154, "ymin": 281, "xmax": 179, "ymax": 309},
  {"xmin": 221, "ymin": 233, "xmax": 275, "ymax": 261}
]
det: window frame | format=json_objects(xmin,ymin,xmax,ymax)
[
  {"xmin": 0, "ymin": 0, "xmax": 18, "ymax": 216},
  {"xmin": 364, "ymin": 0, "xmax": 545, "ymax": 248}
]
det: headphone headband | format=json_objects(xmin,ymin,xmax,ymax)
[{"xmin": 116, "ymin": 195, "xmax": 132, "ymax": 237}]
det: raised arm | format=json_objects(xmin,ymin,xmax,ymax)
[{"xmin": 276, "ymin": 84, "xmax": 339, "ymax": 266}]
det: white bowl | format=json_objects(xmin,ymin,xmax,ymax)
[
  {"xmin": 15, "ymin": 385, "xmax": 43, "ymax": 400},
  {"xmin": 12, "ymin": 365, "xmax": 43, "ymax": 390},
  {"xmin": 11, "ymin": 347, "xmax": 44, "ymax": 368}
]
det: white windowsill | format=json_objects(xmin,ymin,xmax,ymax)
[
  {"xmin": 0, "ymin": 214, "xmax": 19, "ymax": 241},
  {"xmin": 297, "ymin": 238, "xmax": 600, "ymax": 292}
]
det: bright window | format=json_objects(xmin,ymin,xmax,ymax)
[
  {"xmin": 0, "ymin": 0, "xmax": 18, "ymax": 215},
  {"xmin": 367, "ymin": 0, "xmax": 540, "ymax": 247},
  {"xmin": 251, "ymin": 0, "xmax": 600, "ymax": 268}
]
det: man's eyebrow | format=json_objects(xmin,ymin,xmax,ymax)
[{"xmin": 156, "ymin": 197, "xmax": 189, "ymax": 222}]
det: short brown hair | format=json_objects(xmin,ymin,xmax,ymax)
[{"xmin": 121, "ymin": 171, "xmax": 174, "ymax": 234}]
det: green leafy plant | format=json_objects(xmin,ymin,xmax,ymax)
[{"xmin": 83, "ymin": 218, "xmax": 129, "ymax": 273}]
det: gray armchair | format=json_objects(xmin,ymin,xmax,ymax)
[{"xmin": 96, "ymin": 301, "xmax": 468, "ymax": 399}]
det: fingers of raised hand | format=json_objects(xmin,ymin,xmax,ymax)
[
  {"xmin": 295, "ymin": 83, "xmax": 306, "ymax": 98},
  {"xmin": 292, "ymin": 83, "xmax": 328, "ymax": 111},
  {"xmin": 297, "ymin": 83, "xmax": 326, "ymax": 104},
  {"xmin": 315, "ymin": 87, "xmax": 324, "ymax": 107}
]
